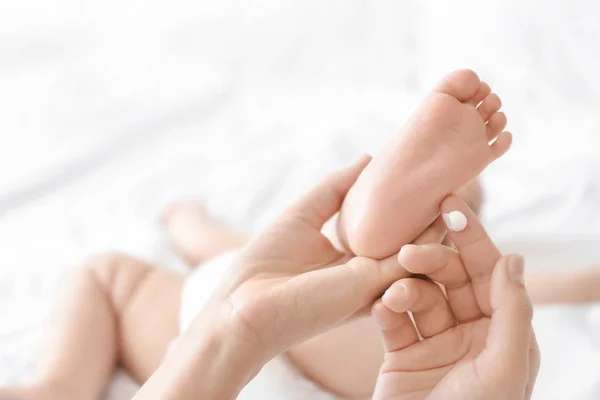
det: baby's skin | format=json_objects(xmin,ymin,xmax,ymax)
[{"xmin": 338, "ymin": 69, "xmax": 511, "ymax": 259}]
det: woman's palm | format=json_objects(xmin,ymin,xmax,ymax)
[{"xmin": 376, "ymin": 319, "xmax": 491, "ymax": 399}]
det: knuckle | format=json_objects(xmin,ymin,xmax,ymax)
[
  {"xmin": 516, "ymin": 297, "xmax": 534, "ymax": 321},
  {"xmin": 347, "ymin": 257, "xmax": 378, "ymax": 281},
  {"xmin": 347, "ymin": 256, "xmax": 383, "ymax": 299}
]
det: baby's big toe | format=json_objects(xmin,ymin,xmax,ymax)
[{"xmin": 433, "ymin": 69, "xmax": 481, "ymax": 102}]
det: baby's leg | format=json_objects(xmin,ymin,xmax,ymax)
[
  {"xmin": 0, "ymin": 253, "xmax": 183, "ymax": 400},
  {"xmin": 162, "ymin": 202, "xmax": 248, "ymax": 266},
  {"xmin": 288, "ymin": 318, "xmax": 385, "ymax": 398},
  {"xmin": 526, "ymin": 266, "xmax": 600, "ymax": 304}
]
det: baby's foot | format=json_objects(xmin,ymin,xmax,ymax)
[
  {"xmin": 161, "ymin": 202, "xmax": 247, "ymax": 266},
  {"xmin": 339, "ymin": 69, "xmax": 510, "ymax": 258}
]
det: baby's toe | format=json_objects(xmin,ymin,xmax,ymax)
[
  {"xmin": 477, "ymin": 93, "xmax": 502, "ymax": 121},
  {"xmin": 466, "ymin": 81, "xmax": 491, "ymax": 106},
  {"xmin": 490, "ymin": 131, "xmax": 513, "ymax": 159},
  {"xmin": 486, "ymin": 111, "xmax": 507, "ymax": 141}
]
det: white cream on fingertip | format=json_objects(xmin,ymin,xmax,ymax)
[{"xmin": 443, "ymin": 211, "xmax": 467, "ymax": 232}]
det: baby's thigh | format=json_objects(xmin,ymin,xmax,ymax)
[{"xmin": 88, "ymin": 253, "xmax": 185, "ymax": 383}]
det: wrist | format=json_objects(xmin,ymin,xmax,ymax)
[
  {"xmin": 135, "ymin": 307, "xmax": 265, "ymax": 400},
  {"xmin": 183, "ymin": 322, "xmax": 264, "ymax": 399}
]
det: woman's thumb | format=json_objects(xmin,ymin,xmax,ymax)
[
  {"xmin": 485, "ymin": 254, "xmax": 534, "ymax": 370},
  {"xmin": 283, "ymin": 255, "xmax": 409, "ymax": 339}
]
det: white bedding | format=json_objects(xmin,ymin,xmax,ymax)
[{"xmin": 2, "ymin": 1, "xmax": 600, "ymax": 398}]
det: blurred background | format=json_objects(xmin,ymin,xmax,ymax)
[{"xmin": 2, "ymin": 1, "xmax": 600, "ymax": 398}]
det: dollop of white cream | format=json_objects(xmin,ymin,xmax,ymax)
[{"xmin": 443, "ymin": 211, "xmax": 467, "ymax": 232}]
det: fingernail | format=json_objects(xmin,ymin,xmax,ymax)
[
  {"xmin": 390, "ymin": 282, "xmax": 406, "ymax": 296},
  {"xmin": 508, "ymin": 255, "xmax": 525, "ymax": 284},
  {"xmin": 395, "ymin": 282, "xmax": 407, "ymax": 296},
  {"xmin": 382, "ymin": 283, "xmax": 408, "ymax": 312},
  {"xmin": 397, "ymin": 244, "xmax": 416, "ymax": 265},
  {"xmin": 442, "ymin": 210, "xmax": 468, "ymax": 232}
]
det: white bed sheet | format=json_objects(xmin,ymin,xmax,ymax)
[{"xmin": 2, "ymin": 1, "xmax": 600, "ymax": 398}]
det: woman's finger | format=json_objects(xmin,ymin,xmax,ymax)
[
  {"xmin": 440, "ymin": 195, "xmax": 502, "ymax": 316},
  {"xmin": 372, "ymin": 299, "xmax": 419, "ymax": 352},
  {"xmin": 382, "ymin": 278, "xmax": 456, "ymax": 339},
  {"xmin": 526, "ymin": 330, "xmax": 541, "ymax": 399},
  {"xmin": 281, "ymin": 155, "xmax": 372, "ymax": 230},
  {"xmin": 398, "ymin": 244, "xmax": 482, "ymax": 323},
  {"xmin": 281, "ymin": 253, "xmax": 413, "ymax": 341},
  {"xmin": 481, "ymin": 254, "xmax": 533, "ymax": 389}
]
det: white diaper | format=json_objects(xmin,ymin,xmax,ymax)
[{"xmin": 179, "ymin": 251, "xmax": 340, "ymax": 400}]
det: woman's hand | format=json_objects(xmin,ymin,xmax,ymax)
[
  {"xmin": 209, "ymin": 155, "xmax": 415, "ymax": 361},
  {"xmin": 372, "ymin": 196, "xmax": 540, "ymax": 400}
]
